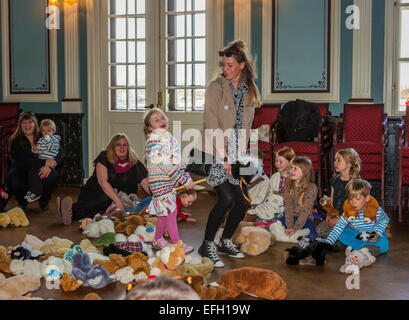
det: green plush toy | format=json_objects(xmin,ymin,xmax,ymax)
[{"xmin": 96, "ymin": 232, "xmax": 117, "ymax": 247}]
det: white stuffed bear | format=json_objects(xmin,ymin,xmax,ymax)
[
  {"xmin": 268, "ymin": 221, "xmax": 310, "ymax": 243},
  {"xmin": 9, "ymin": 259, "xmax": 41, "ymax": 278},
  {"xmin": 40, "ymin": 256, "xmax": 72, "ymax": 279},
  {"xmin": 134, "ymin": 225, "xmax": 155, "ymax": 243},
  {"xmin": 115, "ymin": 266, "xmax": 136, "ymax": 284},
  {"xmin": 339, "ymin": 246, "xmax": 376, "ymax": 273},
  {"xmin": 83, "ymin": 218, "xmax": 115, "ymax": 238}
]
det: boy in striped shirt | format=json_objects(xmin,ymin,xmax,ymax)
[
  {"xmin": 325, "ymin": 179, "xmax": 389, "ymax": 256},
  {"xmin": 24, "ymin": 119, "xmax": 61, "ymax": 203}
]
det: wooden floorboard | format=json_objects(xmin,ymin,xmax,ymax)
[{"xmin": 1, "ymin": 186, "xmax": 409, "ymax": 300}]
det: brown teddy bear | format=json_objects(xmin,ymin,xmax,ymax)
[
  {"xmin": 59, "ymin": 272, "xmax": 83, "ymax": 292},
  {"xmin": 0, "ymin": 245, "xmax": 12, "ymax": 274},
  {"xmin": 174, "ymin": 257, "xmax": 214, "ymax": 281},
  {"xmin": 0, "ymin": 207, "xmax": 29, "ymax": 228},
  {"xmin": 125, "ymin": 252, "xmax": 150, "ymax": 277},
  {"xmin": 231, "ymin": 221, "xmax": 257, "ymax": 245},
  {"xmin": 190, "ymin": 275, "xmax": 230, "ymax": 300},
  {"xmin": 218, "ymin": 267, "xmax": 287, "ymax": 300},
  {"xmin": 93, "ymin": 254, "xmax": 127, "ymax": 275},
  {"xmin": 0, "ymin": 272, "xmax": 43, "ymax": 300},
  {"xmin": 115, "ymin": 215, "xmax": 145, "ymax": 236},
  {"xmin": 235, "ymin": 226, "xmax": 275, "ymax": 256},
  {"xmin": 319, "ymin": 196, "xmax": 340, "ymax": 218}
]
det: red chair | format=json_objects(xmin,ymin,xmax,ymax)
[
  {"xmin": 397, "ymin": 108, "xmax": 409, "ymax": 222},
  {"xmin": 0, "ymin": 103, "xmax": 21, "ymax": 186},
  {"xmin": 251, "ymin": 104, "xmax": 281, "ymax": 176},
  {"xmin": 272, "ymin": 103, "xmax": 332, "ymax": 198},
  {"xmin": 333, "ymin": 103, "xmax": 387, "ymax": 208}
]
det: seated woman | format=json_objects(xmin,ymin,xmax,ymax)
[
  {"xmin": 58, "ymin": 133, "xmax": 150, "ymax": 224},
  {"xmin": 7, "ymin": 112, "xmax": 65, "ymax": 211}
]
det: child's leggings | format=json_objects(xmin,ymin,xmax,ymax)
[{"xmin": 155, "ymin": 208, "xmax": 180, "ymax": 243}]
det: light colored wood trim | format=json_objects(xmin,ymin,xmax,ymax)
[
  {"xmin": 383, "ymin": 0, "xmax": 395, "ymax": 115},
  {"xmin": 234, "ymin": 0, "xmax": 251, "ymax": 49},
  {"xmin": 261, "ymin": 0, "xmax": 340, "ymax": 103}
]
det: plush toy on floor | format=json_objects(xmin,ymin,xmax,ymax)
[
  {"xmin": 268, "ymin": 221, "xmax": 310, "ymax": 243},
  {"xmin": 190, "ymin": 275, "xmax": 230, "ymax": 300},
  {"xmin": 83, "ymin": 218, "xmax": 115, "ymax": 238},
  {"xmin": 235, "ymin": 226, "xmax": 275, "ymax": 256},
  {"xmin": 0, "ymin": 207, "xmax": 29, "ymax": 228},
  {"xmin": 174, "ymin": 257, "xmax": 214, "ymax": 281},
  {"xmin": 0, "ymin": 245, "xmax": 12, "ymax": 274},
  {"xmin": 339, "ymin": 246, "xmax": 376, "ymax": 273},
  {"xmin": 0, "ymin": 273, "xmax": 43, "ymax": 300}
]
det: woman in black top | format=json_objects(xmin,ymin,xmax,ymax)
[
  {"xmin": 58, "ymin": 133, "xmax": 150, "ymax": 224},
  {"xmin": 7, "ymin": 112, "xmax": 65, "ymax": 210}
]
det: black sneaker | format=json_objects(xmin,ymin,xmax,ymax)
[
  {"xmin": 198, "ymin": 240, "xmax": 224, "ymax": 268},
  {"xmin": 25, "ymin": 192, "xmax": 41, "ymax": 203},
  {"xmin": 218, "ymin": 238, "xmax": 245, "ymax": 258}
]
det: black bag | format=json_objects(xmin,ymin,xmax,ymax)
[
  {"xmin": 186, "ymin": 148, "xmax": 213, "ymax": 177},
  {"xmin": 276, "ymin": 99, "xmax": 322, "ymax": 142}
]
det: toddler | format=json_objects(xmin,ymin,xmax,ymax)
[
  {"xmin": 144, "ymin": 108, "xmax": 195, "ymax": 254},
  {"xmin": 25, "ymin": 119, "xmax": 61, "ymax": 202},
  {"xmin": 177, "ymin": 189, "xmax": 198, "ymax": 222}
]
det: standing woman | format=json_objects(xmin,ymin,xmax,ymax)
[
  {"xmin": 198, "ymin": 40, "xmax": 261, "ymax": 267},
  {"xmin": 7, "ymin": 112, "xmax": 65, "ymax": 211}
]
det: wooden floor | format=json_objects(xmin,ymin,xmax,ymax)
[{"xmin": 2, "ymin": 186, "xmax": 409, "ymax": 300}]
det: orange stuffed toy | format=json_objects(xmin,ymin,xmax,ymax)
[{"xmin": 343, "ymin": 196, "xmax": 378, "ymax": 223}]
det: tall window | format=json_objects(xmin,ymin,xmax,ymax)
[
  {"xmin": 108, "ymin": 0, "xmax": 146, "ymax": 111},
  {"xmin": 397, "ymin": 0, "xmax": 409, "ymax": 112},
  {"xmin": 165, "ymin": 0, "xmax": 206, "ymax": 112}
]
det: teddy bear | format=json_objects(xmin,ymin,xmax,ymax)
[
  {"xmin": 268, "ymin": 221, "xmax": 310, "ymax": 243},
  {"xmin": 115, "ymin": 266, "xmax": 148, "ymax": 284},
  {"xmin": 235, "ymin": 226, "xmax": 275, "ymax": 256},
  {"xmin": 218, "ymin": 267, "xmax": 287, "ymax": 300},
  {"xmin": 93, "ymin": 253, "xmax": 127, "ymax": 275},
  {"xmin": 149, "ymin": 241, "xmax": 191, "ymax": 277},
  {"xmin": 190, "ymin": 275, "xmax": 230, "ymax": 300},
  {"xmin": 174, "ymin": 257, "xmax": 214, "ymax": 281},
  {"xmin": 231, "ymin": 221, "xmax": 257, "ymax": 245},
  {"xmin": 83, "ymin": 218, "xmax": 115, "ymax": 238},
  {"xmin": 0, "ymin": 245, "xmax": 12, "ymax": 273},
  {"xmin": 134, "ymin": 224, "xmax": 156, "ymax": 243},
  {"xmin": 115, "ymin": 215, "xmax": 145, "ymax": 236},
  {"xmin": 59, "ymin": 272, "xmax": 83, "ymax": 292},
  {"xmin": 319, "ymin": 195, "xmax": 340, "ymax": 218},
  {"xmin": 40, "ymin": 256, "xmax": 72, "ymax": 279},
  {"xmin": 0, "ymin": 272, "xmax": 43, "ymax": 300},
  {"xmin": 0, "ymin": 207, "xmax": 29, "ymax": 228},
  {"xmin": 71, "ymin": 251, "xmax": 116, "ymax": 289},
  {"xmin": 339, "ymin": 246, "xmax": 376, "ymax": 273},
  {"xmin": 9, "ymin": 259, "xmax": 42, "ymax": 278},
  {"xmin": 11, "ymin": 244, "xmax": 44, "ymax": 260},
  {"xmin": 284, "ymin": 240, "xmax": 335, "ymax": 266},
  {"xmin": 40, "ymin": 236, "xmax": 74, "ymax": 255},
  {"xmin": 125, "ymin": 252, "xmax": 151, "ymax": 278}
]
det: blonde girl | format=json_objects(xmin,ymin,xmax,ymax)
[{"xmin": 278, "ymin": 156, "xmax": 318, "ymax": 240}]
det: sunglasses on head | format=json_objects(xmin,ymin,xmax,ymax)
[
  {"xmin": 20, "ymin": 111, "xmax": 34, "ymax": 117},
  {"xmin": 219, "ymin": 50, "xmax": 241, "ymax": 58}
]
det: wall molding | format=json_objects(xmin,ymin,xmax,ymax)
[
  {"xmin": 1, "ymin": 0, "xmax": 58, "ymax": 102},
  {"xmin": 262, "ymin": 0, "xmax": 340, "ymax": 103},
  {"xmin": 234, "ymin": 0, "xmax": 251, "ymax": 48}
]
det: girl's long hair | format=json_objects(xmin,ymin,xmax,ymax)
[
  {"xmin": 336, "ymin": 148, "xmax": 361, "ymax": 190},
  {"xmin": 9, "ymin": 112, "xmax": 40, "ymax": 148},
  {"xmin": 288, "ymin": 156, "xmax": 315, "ymax": 205}
]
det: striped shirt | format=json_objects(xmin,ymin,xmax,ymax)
[
  {"xmin": 145, "ymin": 131, "xmax": 191, "ymax": 197},
  {"xmin": 33, "ymin": 134, "xmax": 61, "ymax": 159},
  {"xmin": 325, "ymin": 207, "xmax": 390, "ymax": 245}
]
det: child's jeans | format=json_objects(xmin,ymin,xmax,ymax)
[{"xmin": 278, "ymin": 216, "xmax": 317, "ymax": 240}]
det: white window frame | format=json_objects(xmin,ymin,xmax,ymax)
[{"xmin": 261, "ymin": 0, "xmax": 340, "ymax": 103}]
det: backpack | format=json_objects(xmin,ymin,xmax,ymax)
[{"xmin": 276, "ymin": 99, "xmax": 322, "ymax": 142}]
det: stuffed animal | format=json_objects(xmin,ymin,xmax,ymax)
[
  {"xmin": 343, "ymin": 196, "xmax": 378, "ymax": 223},
  {"xmin": 40, "ymin": 256, "xmax": 72, "ymax": 279},
  {"xmin": 149, "ymin": 241, "xmax": 191, "ymax": 277},
  {"xmin": 71, "ymin": 251, "xmax": 116, "ymax": 289},
  {"xmin": 190, "ymin": 275, "xmax": 230, "ymax": 300},
  {"xmin": 83, "ymin": 292, "xmax": 102, "ymax": 300},
  {"xmin": 355, "ymin": 231, "xmax": 377, "ymax": 242},
  {"xmin": 96, "ymin": 232, "xmax": 117, "ymax": 247},
  {"xmin": 319, "ymin": 196, "xmax": 340, "ymax": 218},
  {"xmin": 103, "ymin": 243, "xmax": 132, "ymax": 257},
  {"xmin": 0, "ymin": 207, "xmax": 29, "ymax": 228},
  {"xmin": 174, "ymin": 257, "xmax": 214, "ymax": 281},
  {"xmin": 285, "ymin": 240, "xmax": 334, "ymax": 266},
  {"xmin": 231, "ymin": 221, "xmax": 257, "ymax": 245},
  {"xmin": 0, "ymin": 245, "xmax": 12, "ymax": 273},
  {"xmin": 339, "ymin": 246, "xmax": 376, "ymax": 273},
  {"xmin": 115, "ymin": 233, "xmax": 153, "ymax": 257},
  {"xmin": 134, "ymin": 224, "xmax": 156, "ymax": 243},
  {"xmin": 9, "ymin": 259, "xmax": 42, "ymax": 278},
  {"xmin": 268, "ymin": 221, "xmax": 310, "ymax": 243},
  {"xmin": 218, "ymin": 267, "xmax": 287, "ymax": 300},
  {"xmin": 59, "ymin": 272, "xmax": 83, "ymax": 292},
  {"xmin": 79, "ymin": 218, "xmax": 93, "ymax": 231},
  {"xmin": 11, "ymin": 244, "xmax": 44, "ymax": 260},
  {"xmin": 115, "ymin": 266, "xmax": 147, "ymax": 284},
  {"xmin": 0, "ymin": 273, "xmax": 43, "ymax": 300},
  {"xmin": 93, "ymin": 253, "xmax": 127, "ymax": 275},
  {"xmin": 125, "ymin": 252, "xmax": 150, "ymax": 278},
  {"xmin": 79, "ymin": 239, "xmax": 99, "ymax": 254},
  {"xmin": 235, "ymin": 226, "xmax": 275, "ymax": 256},
  {"xmin": 83, "ymin": 218, "xmax": 115, "ymax": 238},
  {"xmin": 115, "ymin": 215, "xmax": 145, "ymax": 236},
  {"xmin": 23, "ymin": 234, "xmax": 52, "ymax": 251},
  {"xmin": 247, "ymin": 194, "xmax": 285, "ymax": 221},
  {"xmin": 40, "ymin": 236, "xmax": 74, "ymax": 255}
]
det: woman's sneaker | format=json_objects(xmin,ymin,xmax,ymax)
[
  {"xmin": 152, "ymin": 237, "xmax": 170, "ymax": 250},
  {"xmin": 198, "ymin": 240, "xmax": 224, "ymax": 268},
  {"xmin": 218, "ymin": 238, "xmax": 245, "ymax": 258}
]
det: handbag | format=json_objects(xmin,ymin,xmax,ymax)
[{"xmin": 186, "ymin": 148, "xmax": 213, "ymax": 177}]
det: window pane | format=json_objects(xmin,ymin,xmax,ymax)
[
  {"xmin": 186, "ymin": 14, "xmax": 192, "ymax": 36},
  {"xmin": 194, "ymin": 13, "xmax": 205, "ymax": 37},
  {"xmin": 137, "ymin": 65, "xmax": 146, "ymax": 86},
  {"xmin": 194, "ymin": 63, "xmax": 205, "ymax": 85},
  {"xmin": 167, "ymin": 64, "xmax": 176, "ymax": 86},
  {"xmin": 186, "ymin": 0, "xmax": 192, "ymax": 11},
  {"xmin": 175, "ymin": 89, "xmax": 185, "ymax": 110},
  {"xmin": 109, "ymin": 0, "xmax": 126, "ymax": 15},
  {"xmin": 187, "ymin": 64, "xmax": 192, "ymax": 85},
  {"xmin": 110, "ymin": 18, "xmax": 126, "ymax": 39},
  {"xmin": 137, "ymin": 89, "xmax": 146, "ymax": 108},
  {"xmin": 194, "ymin": 38, "xmax": 205, "ymax": 61},
  {"xmin": 193, "ymin": 88, "xmax": 205, "ymax": 111},
  {"xmin": 194, "ymin": 0, "xmax": 205, "ymax": 11},
  {"xmin": 110, "ymin": 41, "xmax": 127, "ymax": 63},
  {"xmin": 128, "ymin": 18, "xmax": 135, "ymax": 38},
  {"xmin": 136, "ymin": 0, "xmax": 145, "ymax": 14},
  {"xmin": 127, "ymin": 0, "xmax": 135, "ymax": 14},
  {"xmin": 128, "ymin": 65, "xmax": 136, "ymax": 87},
  {"xmin": 167, "ymin": 0, "xmax": 185, "ymax": 12},
  {"xmin": 110, "ymin": 65, "xmax": 127, "ymax": 87},
  {"xmin": 177, "ymin": 64, "xmax": 185, "ymax": 86},
  {"xmin": 129, "ymin": 89, "xmax": 136, "ymax": 110},
  {"xmin": 167, "ymin": 15, "xmax": 185, "ymax": 37},
  {"xmin": 186, "ymin": 39, "xmax": 192, "ymax": 61},
  {"xmin": 137, "ymin": 18, "xmax": 145, "ymax": 38},
  {"xmin": 401, "ymin": 9, "xmax": 409, "ymax": 58},
  {"xmin": 137, "ymin": 42, "xmax": 146, "ymax": 63},
  {"xmin": 111, "ymin": 89, "xmax": 127, "ymax": 110},
  {"xmin": 176, "ymin": 39, "xmax": 185, "ymax": 61},
  {"xmin": 128, "ymin": 42, "xmax": 135, "ymax": 63},
  {"xmin": 401, "ymin": 0, "xmax": 409, "ymax": 3},
  {"xmin": 399, "ymin": 62, "xmax": 409, "ymax": 109},
  {"xmin": 187, "ymin": 89, "xmax": 192, "ymax": 111}
]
